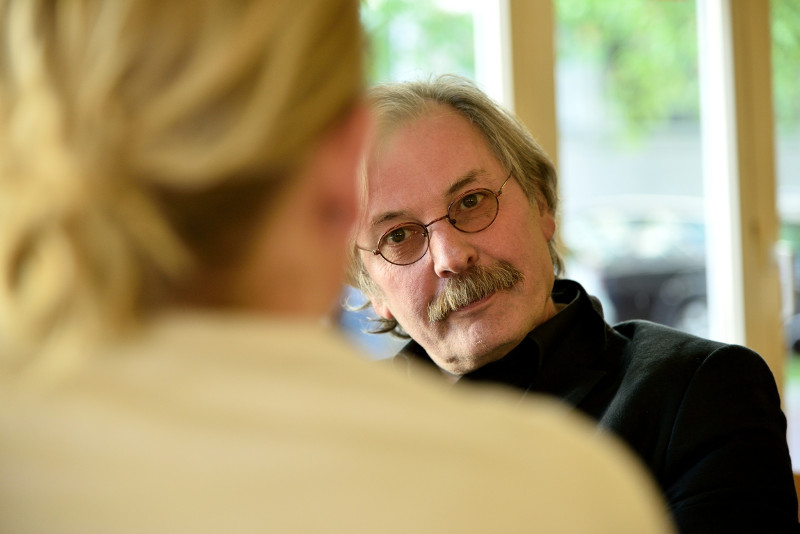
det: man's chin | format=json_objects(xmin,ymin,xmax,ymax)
[{"xmin": 430, "ymin": 343, "xmax": 507, "ymax": 376}]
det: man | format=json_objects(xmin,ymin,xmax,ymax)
[{"xmin": 349, "ymin": 74, "xmax": 800, "ymax": 533}]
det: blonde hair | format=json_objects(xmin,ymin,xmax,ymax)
[
  {"xmin": 0, "ymin": 0, "xmax": 363, "ymax": 359},
  {"xmin": 348, "ymin": 75, "xmax": 561, "ymax": 337}
]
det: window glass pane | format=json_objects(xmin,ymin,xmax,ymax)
[
  {"xmin": 555, "ymin": 0, "xmax": 708, "ymax": 337},
  {"xmin": 774, "ymin": 0, "xmax": 800, "ymax": 346},
  {"xmin": 772, "ymin": 0, "xmax": 800, "ymax": 467}
]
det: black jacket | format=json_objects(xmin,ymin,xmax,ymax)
[{"xmin": 394, "ymin": 279, "xmax": 799, "ymax": 533}]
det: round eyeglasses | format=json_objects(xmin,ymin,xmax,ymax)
[{"xmin": 356, "ymin": 173, "xmax": 512, "ymax": 266}]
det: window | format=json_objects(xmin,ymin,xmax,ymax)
[{"xmin": 555, "ymin": 0, "xmax": 707, "ymax": 336}]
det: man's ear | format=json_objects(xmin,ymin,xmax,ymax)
[
  {"xmin": 368, "ymin": 293, "xmax": 394, "ymax": 320},
  {"xmin": 540, "ymin": 211, "xmax": 556, "ymax": 243}
]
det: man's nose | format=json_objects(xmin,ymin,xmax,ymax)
[{"xmin": 427, "ymin": 223, "xmax": 478, "ymax": 277}]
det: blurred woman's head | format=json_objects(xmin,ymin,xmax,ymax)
[{"xmin": 0, "ymin": 0, "xmax": 365, "ymax": 357}]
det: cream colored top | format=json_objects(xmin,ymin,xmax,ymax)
[{"xmin": 0, "ymin": 312, "xmax": 675, "ymax": 533}]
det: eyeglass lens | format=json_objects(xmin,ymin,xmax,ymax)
[{"xmin": 377, "ymin": 189, "xmax": 500, "ymax": 265}]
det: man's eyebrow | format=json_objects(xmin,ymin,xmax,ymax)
[
  {"xmin": 370, "ymin": 209, "xmax": 408, "ymax": 228},
  {"xmin": 369, "ymin": 168, "xmax": 490, "ymax": 228},
  {"xmin": 444, "ymin": 169, "xmax": 488, "ymax": 197}
]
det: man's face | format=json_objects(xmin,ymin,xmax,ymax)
[{"xmin": 356, "ymin": 105, "xmax": 558, "ymax": 376}]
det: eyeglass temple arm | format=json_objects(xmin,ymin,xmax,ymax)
[
  {"xmin": 355, "ymin": 245, "xmax": 380, "ymax": 255},
  {"xmin": 497, "ymin": 172, "xmax": 512, "ymax": 196}
]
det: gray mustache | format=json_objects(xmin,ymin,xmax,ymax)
[{"xmin": 428, "ymin": 261, "xmax": 523, "ymax": 322}]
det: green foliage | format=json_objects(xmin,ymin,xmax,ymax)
[
  {"xmin": 557, "ymin": 0, "xmax": 699, "ymax": 135},
  {"xmin": 360, "ymin": 0, "xmax": 474, "ymax": 84}
]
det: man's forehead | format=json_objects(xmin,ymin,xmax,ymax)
[
  {"xmin": 366, "ymin": 116, "xmax": 494, "ymax": 187},
  {"xmin": 373, "ymin": 101, "xmax": 459, "ymax": 143},
  {"xmin": 372, "ymin": 107, "xmax": 483, "ymax": 161}
]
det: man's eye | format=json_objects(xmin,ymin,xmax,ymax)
[
  {"xmin": 385, "ymin": 227, "xmax": 411, "ymax": 244},
  {"xmin": 459, "ymin": 192, "xmax": 485, "ymax": 210}
]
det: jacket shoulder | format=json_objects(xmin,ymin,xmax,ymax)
[{"xmin": 611, "ymin": 319, "xmax": 770, "ymax": 381}]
